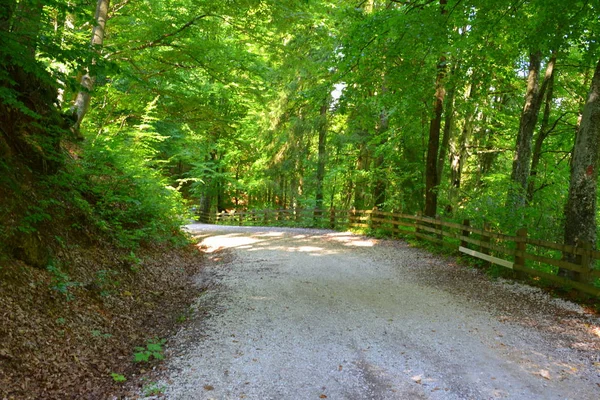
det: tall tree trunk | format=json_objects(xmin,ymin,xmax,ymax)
[
  {"xmin": 354, "ymin": 143, "xmax": 369, "ymax": 210},
  {"xmin": 199, "ymin": 194, "xmax": 211, "ymax": 223},
  {"xmin": 527, "ymin": 55, "xmax": 556, "ymax": 203},
  {"xmin": 315, "ymin": 102, "xmax": 328, "ymax": 212},
  {"xmin": 507, "ymin": 52, "xmax": 555, "ymax": 209},
  {"xmin": 217, "ymin": 165, "xmax": 225, "ymax": 212},
  {"xmin": 449, "ymin": 81, "xmax": 476, "ymax": 209},
  {"xmin": 373, "ymin": 107, "xmax": 389, "ymax": 209},
  {"xmin": 424, "ymin": 0, "xmax": 447, "ymax": 218},
  {"xmin": 437, "ymin": 83, "xmax": 455, "ymax": 185},
  {"xmin": 283, "ymin": 177, "xmax": 287, "ymax": 209},
  {"xmin": 560, "ymin": 59, "xmax": 600, "ymax": 279},
  {"xmin": 424, "ymin": 66, "xmax": 446, "ymax": 217},
  {"xmin": 71, "ymin": 0, "xmax": 110, "ymax": 134}
]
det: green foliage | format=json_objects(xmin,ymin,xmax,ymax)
[
  {"xmin": 94, "ymin": 269, "xmax": 120, "ymax": 297},
  {"xmin": 124, "ymin": 251, "xmax": 142, "ymax": 273},
  {"xmin": 3, "ymin": 0, "xmax": 600, "ymax": 299},
  {"xmin": 46, "ymin": 262, "xmax": 80, "ymax": 301},
  {"xmin": 73, "ymin": 130, "xmax": 190, "ymax": 249},
  {"xmin": 133, "ymin": 338, "xmax": 166, "ymax": 363},
  {"xmin": 91, "ymin": 329, "xmax": 113, "ymax": 339},
  {"xmin": 18, "ymin": 206, "xmax": 52, "ymax": 234},
  {"xmin": 110, "ymin": 373, "xmax": 127, "ymax": 383},
  {"xmin": 142, "ymin": 382, "xmax": 167, "ymax": 396}
]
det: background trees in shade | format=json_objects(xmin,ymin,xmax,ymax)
[{"xmin": 2, "ymin": 0, "xmax": 600, "ymax": 251}]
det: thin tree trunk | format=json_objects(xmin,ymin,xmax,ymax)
[
  {"xmin": 527, "ymin": 54, "xmax": 556, "ymax": 203},
  {"xmin": 560, "ymin": 59, "xmax": 600, "ymax": 279},
  {"xmin": 507, "ymin": 52, "xmax": 556, "ymax": 209},
  {"xmin": 437, "ymin": 82, "xmax": 455, "ymax": 185},
  {"xmin": 315, "ymin": 102, "xmax": 328, "ymax": 212},
  {"xmin": 449, "ymin": 81, "xmax": 476, "ymax": 209},
  {"xmin": 354, "ymin": 143, "xmax": 369, "ymax": 210},
  {"xmin": 71, "ymin": 0, "xmax": 110, "ymax": 134},
  {"xmin": 373, "ymin": 106, "xmax": 389, "ymax": 209},
  {"xmin": 424, "ymin": 0, "xmax": 447, "ymax": 218}
]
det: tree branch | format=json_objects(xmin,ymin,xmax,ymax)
[
  {"xmin": 109, "ymin": 14, "xmax": 220, "ymax": 56},
  {"xmin": 129, "ymin": 14, "xmax": 211, "ymax": 52}
]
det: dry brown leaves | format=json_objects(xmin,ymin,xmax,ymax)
[{"xmin": 0, "ymin": 241, "xmax": 205, "ymax": 399}]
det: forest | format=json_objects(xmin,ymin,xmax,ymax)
[
  {"xmin": 1, "ymin": 0, "xmax": 600, "ymax": 397},
  {"xmin": 2, "ymin": 0, "xmax": 600, "ymax": 255}
]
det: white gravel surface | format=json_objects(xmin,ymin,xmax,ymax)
[{"xmin": 147, "ymin": 224, "xmax": 600, "ymax": 399}]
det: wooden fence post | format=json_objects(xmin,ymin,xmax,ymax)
[
  {"xmin": 415, "ymin": 211, "xmax": 422, "ymax": 235},
  {"xmin": 263, "ymin": 209, "xmax": 268, "ymax": 225},
  {"xmin": 482, "ymin": 222, "xmax": 491, "ymax": 267},
  {"xmin": 329, "ymin": 208, "xmax": 336, "ymax": 229},
  {"xmin": 392, "ymin": 211, "xmax": 400, "ymax": 238},
  {"xmin": 370, "ymin": 207, "xmax": 377, "ymax": 230},
  {"xmin": 238, "ymin": 211, "xmax": 243, "ymax": 227},
  {"xmin": 436, "ymin": 217, "xmax": 443, "ymax": 241},
  {"xmin": 515, "ymin": 228, "xmax": 527, "ymax": 278},
  {"xmin": 460, "ymin": 219, "xmax": 470, "ymax": 248},
  {"xmin": 579, "ymin": 241, "xmax": 592, "ymax": 284}
]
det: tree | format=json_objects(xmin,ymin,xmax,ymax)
[
  {"xmin": 424, "ymin": 0, "xmax": 447, "ymax": 218},
  {"xmin": 507, "ymin": 52, "xmax": 556, "ymax": 210},
  {"xmin": 561, "ymin": 59, "xmax": 600, "ymax": 279},
  {"xmin": 71, "ymin": 0, "xmax": 110, "ymax": 134}
]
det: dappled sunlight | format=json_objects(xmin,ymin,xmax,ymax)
[
  {"xmin": 248, "ymin": 295, "xmax": 275, "ymax": 301},
  {"xmin": 253, "ymin": 232, "xmax": 286, "ymax": 238},
  {"xmin": 245, "ymin": 244, "xmax": 339, "ymax": 256},
  {"xmin": 190, "ymin": 226, "xmax": 377, "ymax": 255},
  {"xmin": 325, "ymin": 232, "xmax": 377, "ymax": 247},
  {"xmin": 296, "ymin": 246, "xmax": 324, "ymax": 252},
  {"xmin": 200, "ymin": 234, "xmax": 264, "ymax": 253}
]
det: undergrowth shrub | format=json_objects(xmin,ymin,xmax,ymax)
[
  {"xmin": 77, "ymin": 133, "xmax": 190, "ymax": 249},
  {"xmin": 22, "ymin": 134, "xmax": 191, "ymax": 252}
]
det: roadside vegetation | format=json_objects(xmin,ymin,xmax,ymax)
[{"xmin": 1, "ymin": 0, "xmax": 600, "ymax": 397}]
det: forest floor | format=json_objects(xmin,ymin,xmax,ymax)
[
  {"xmin": 143, "ymin": 224, "xmax": 600, "ymax": 400},
  {"xmin": 0, "ymin": 242, "xmax": 205, "ymax": 399}
]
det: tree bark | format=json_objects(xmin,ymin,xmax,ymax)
[
  {"xmin": 315, "ymin": 102, "xmax": 328, "ymax": 212},
  {"xmin": 71, "ymin": 0, "xmax": 110, "ymax": 134},
  {"xmin": 527, "ymin": 54, "xmax": 556, "ymax": 203},
  {"xmin": 424, "ymin": 0, "xmax": 447, "ymax": 218},
  {"xmin": 560, "ymin": 59, "xmax": 600, "ymax": 279},
  {"xmin": 373, "ymin": 107, "xmax": 389, "ymax": 209},
  {"xmin": 353, "ymin": 142, "xmax": 369, "ymax": 210},
  {"xmin": 437, "ymin": 82, "xmax": 455, "ymax": 185},
  {"xmin": 507, "ymin": 52, "xmax": 555, "ymax": 209},
  {"xmin": 449, "ymin": 80, "xmax": 476, "ymax": 207}
]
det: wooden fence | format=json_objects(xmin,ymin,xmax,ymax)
[{"xmin": 195, "ymin": 208, "xmax": 600, "ymax": 298}]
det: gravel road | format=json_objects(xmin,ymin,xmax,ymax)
[{"xmin": 148, "ymin": 224, "xmax": 600, "ymax": 399}]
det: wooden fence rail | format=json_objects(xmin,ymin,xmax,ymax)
[{"xmin": 194, "ymin": 208, "xmax": 600, "ymax": 297}]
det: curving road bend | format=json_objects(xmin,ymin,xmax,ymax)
[{"xmin": 149, "ymin": 224, "xmax": 600, "ymax": 399}]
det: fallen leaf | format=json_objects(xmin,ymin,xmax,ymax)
[
  {"xmin": 319, "ymin": 395, "xmax": 327, "ymax": 399},
  {"xmin": 338, "ymin": 365, "xmax": 343, "ymax": 371},
  {"xmin": 204, "ymin": 385, "xmax": 215, "ymax": 391},
  {"xmin": 538, "ymin": 370, "xmax": 551, "ymax": 380}
]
